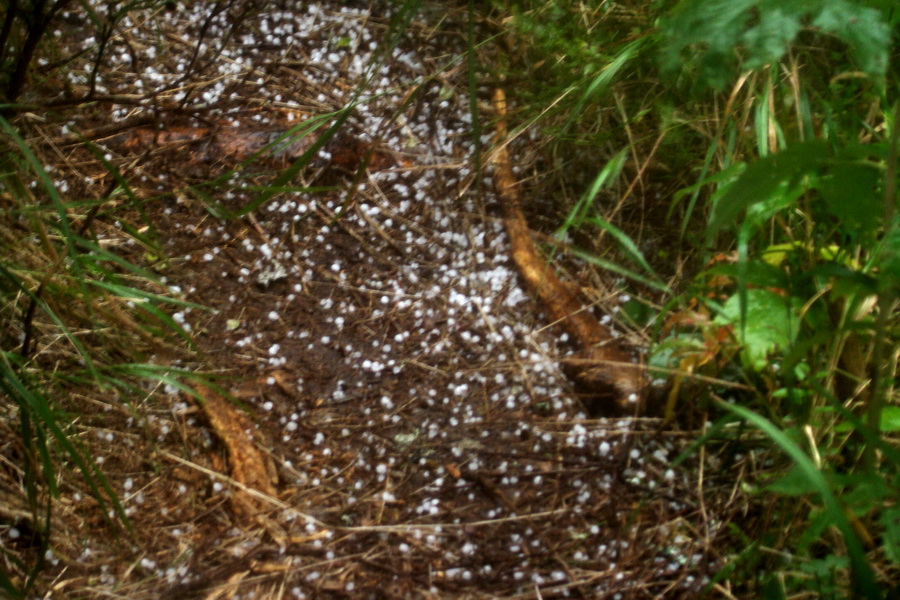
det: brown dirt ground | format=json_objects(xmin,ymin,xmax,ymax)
[{"xmin": 0, "ymin": 2, "xmax": 752, "ymax": 598}]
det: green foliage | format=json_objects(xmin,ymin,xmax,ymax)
[
  {"xmin": 494, "ymin": 1, "xmax": 657, "ymax": 143},
  {"xmin": 659, "ymin": 0, "xmax": 892, "ymax": 89},
  {"xmin": 715, "ymin": 288, "xmax": 798, "ymax": 371},
  {"xmin": 0, "ymin": 93, "xmax": 197, "ymax": 599},
  {"xmin": 883, "ymin": 506, "xmax": 900, "ymax": 563},
  {"xmin": 717, "ymin": 399, "xmax": 881, "ymax": 597},
  {"xmin": 498, "ymin": 0, "xmax": 899, "ymax": 595},
  {"xmin": 651, "ymin": 0, "xmax": 900, "ymax": 595}
]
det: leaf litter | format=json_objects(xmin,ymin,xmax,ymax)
[{"xmin": 1, "ymin": 2, "xmax": 741, "ymax": 598}]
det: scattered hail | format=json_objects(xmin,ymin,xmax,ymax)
[{"xmin": 36, "ymin": 1, "xmax": 706, "ymax": 597}]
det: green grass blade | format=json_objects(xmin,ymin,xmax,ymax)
[
  {"xmin": 0, "ymin": 562, "xmax": 23, "ymax": 598},
  {"xmin": 714, "ymin": 398, "xmax": 881, "ymax": 598},
  {"xmin": 754, "ymin": 77, "xmax": 772, "ymax": 158},
  {"xmin": 81, "ymin": 142, "xmax": 161, "ymax": 247},
  {"xmin": 72, "ymin": 232, "xmax": 168, "ymax": 284},
  {"xmin": 22, "ymin": 284, "xmax": 100, "ymax": 381},
  {"xmin": 676, "ymin": 136, "xmax": 719, "ymax": 240},
  {"xmin": 0, "ymin": 117, "xmax": 91, "ymax": 306},
  {"xmin": 584, "ymin": 213, "xmax": 664, "ymax": 283},
  {"xmin": 570, "ymin": 247, "xmax": 671, "ymax": 293},
  {"xmin": 234, "ymin": 113, "xmax": 347, "ymax": 216},
  {"xmin": 0, "ymin": 354, "xmax": 129, "ymax": 530},
  {"xmin": 562, "ymin": 37, "xmax": 648, "ymax": 136},
  {"xmin": 671, "ymin": 413, "xmax": 742, "ymax": 466},
  {"xmin": 556, "ymin": 147, "xmax": 628, "ymax": 238},
  {"xmin": 130, "ymin": 301, "xmax": 198, "ymax": 347},
  {"xmin": 467, "ymin": 0, "xmax": 482, "ymax": 189},
  {"xmin": 87, "ymin": 279, "xmax": 205, "ymax": 310}
]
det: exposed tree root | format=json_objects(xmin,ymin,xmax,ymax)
[
  {"xmin": 491, "ymin": 88, "xmax": 646, "ymax": 415},
  {"xmin": 192, "ymin": 384, "xmax": 278, "ymax": 521}
]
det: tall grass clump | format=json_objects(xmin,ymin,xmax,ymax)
[
  {"xmin": 0, "ymin": 2, "xmax": 208, "ymax": 595},
  {"xmin": 492, "ymin": 0, "xmax": 899, "ymax": 596},
  {"xmin": 0, "ymin": 121, "xmax": 209, "ymax": 597}
]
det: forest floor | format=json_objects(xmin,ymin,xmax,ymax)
[{"xmin": 3, "ymin": 2, "xmax": 742, "ymax": 598}]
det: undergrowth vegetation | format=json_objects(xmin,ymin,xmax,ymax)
[
  {"xmin": 0, "ymin": 7, "xmax": 213, "ymax": 593},
  {"xmin": 496, "ymin": 0, "xmax": 899, "ymax": 596},
  {"xmin": 0, "ymin": 0, "xmax": 897, "ymax": 597}
]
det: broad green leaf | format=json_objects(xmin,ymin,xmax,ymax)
[
  {"xmin": 766, "ymin": 464, "xmax": 817, "ymax": 496},
  {"xmin": 660, "ymin": 0, "xmax": 892, "ymax": 88},
  {"xmin": 742, "ymin": 7, "xmax": 802, "ymax": 71},
  {"xmin": 707, "ymin": 141, "xmax": 830, "ymax": 237},
  {"xmin": 806, "ymin": 263, "xmax": 876, "ymax": 297},
  {"xmin": 880, "ymin": 406, "xmax": 900, "ymax": 433},
  {"xmin": 812, "ymin": 0, "xmax": 891, "ymax": 81},
  {"xmin": 760, "ymin": 242, "xmax": 800, "ymax": 266},
  {"xmin": 818, "ymin": 162, "xmax": 881, "ymax": 236},
  {"xmin": 717, "ymin": 288, "xmax": 798, "ymax": 370},
  {"xmin": 882, "ymin": 507, "xmax": 900, "ymax": 564},
  {"xmin": 659, "ymin": 0, "xmax": 757, "ymax": 89}
]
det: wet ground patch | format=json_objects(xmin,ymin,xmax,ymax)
[{"xmin": 2, "ymin": 2, "xmax": 727, "ymax": 597}]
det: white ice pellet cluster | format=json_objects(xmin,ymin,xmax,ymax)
[{"xmin": 31, "ymin": 1, "xmax": 712, "ymax": 597}]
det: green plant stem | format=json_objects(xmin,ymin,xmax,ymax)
[{"xmin": 866, "ymin": 101, "xmax": 900, "ymax": 470}]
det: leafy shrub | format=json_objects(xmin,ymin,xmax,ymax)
[
  {"xmin": 494, "ymin": 0, "xmax": 898, "ymax": 596},
  {"xmin": 654, "ymin": 0, "xmax": 899, "ymax": 596}
]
